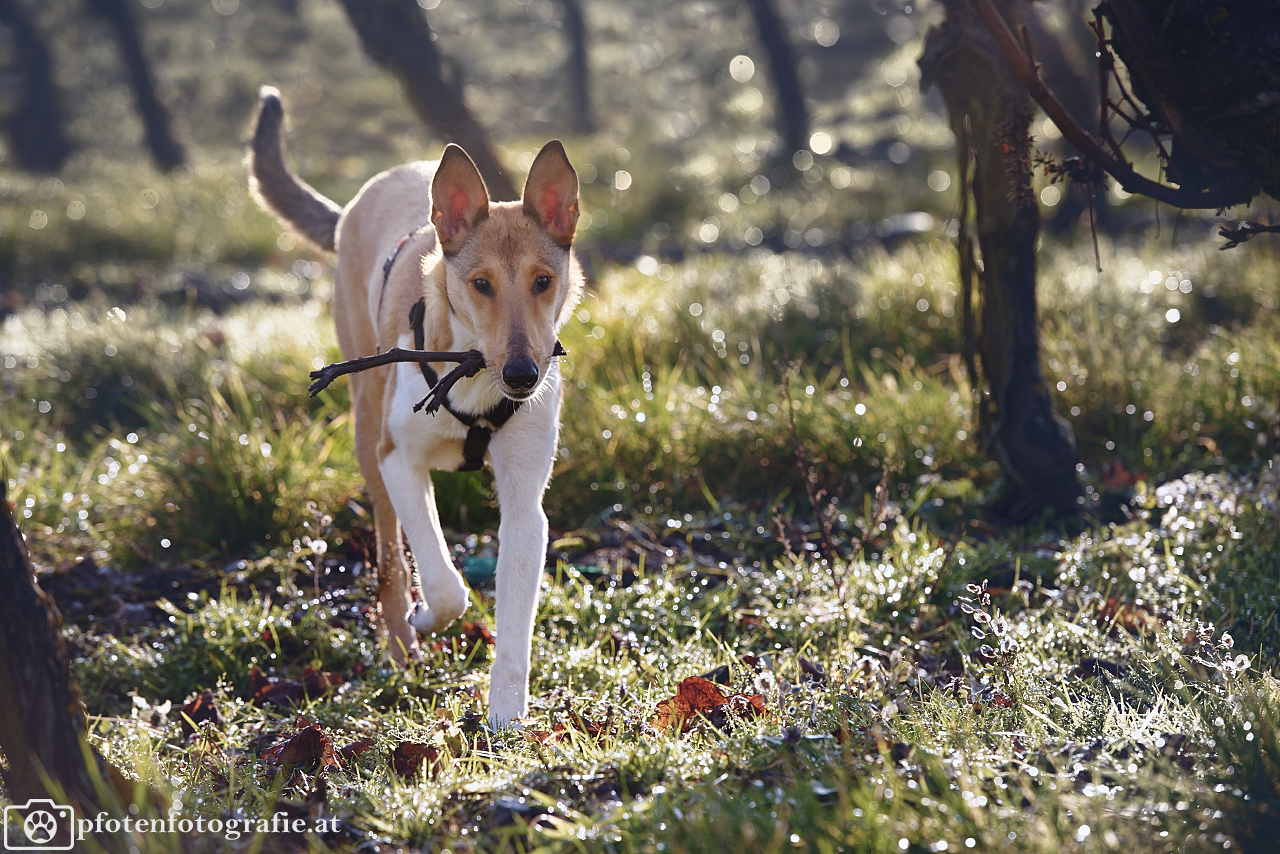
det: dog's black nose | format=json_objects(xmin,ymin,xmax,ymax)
[{"xmin": 502, "ymin": 356, "xmax": 539, "ymax": 391}]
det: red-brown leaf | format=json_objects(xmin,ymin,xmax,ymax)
[
  {"xmin": 1101, "ymin": 460, "xmax": 1139, "ymax": 489},
  {"xmin": 461, "ymin": 621, "xmax": 495, "ymax": 646},
  {"xmin": 179, "ymin": 689, "xmax": 222, "ymax": 737},
  {"xmin": 651, "ymin": 676, "xmax": 729, "ymax": 733},
  {"xmin": 432, "ymin": 621, "xmax": 496, "ymax": 653},
  {"xmin": 390, "ymin": 742, "xmax": 440, "ymax": 778},
  {"xmin": 338, "ymin": 737, "xmax": 375, "ymax": 765},
  {"xmin": 737, "ymin": 693, "xmax": 767, "ymax": 716},
  {"xmin": 249, "ymin": 666, "xmax": 343, "ymax": 706},
  {"xmin": 1098, "ymin": 597, "xmax": 1161, "ymax": 634},
  {"xmin": 530, "ymin": 716, "xmax": 609, "ymax": 744},
  {"xmin": 260, "ymin": 724, "xmax": 339, "ymax": 771}
]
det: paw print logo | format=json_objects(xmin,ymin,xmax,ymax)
[
  {"xmin": 4, "ymin": 800, "xmax": 73, "ymax": 850},
  {"xmin": 22, "ymin": 814, "xmax": 57, "ymax": 845}
]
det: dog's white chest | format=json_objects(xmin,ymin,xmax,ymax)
[{"xmin": 383, "ymin": 332, "xmax": 559, "ymax": 474}]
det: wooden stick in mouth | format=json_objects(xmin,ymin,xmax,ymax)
[{"xmin": 308, "ymin": 342, "xmax": 567, "ymax": 417}]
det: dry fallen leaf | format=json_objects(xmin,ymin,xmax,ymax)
[
  {"xmin": 1102, "ymin": 460, "xmax": 1140, "ymax": 489},
  {"xmin": 651, "ymin": 676, "xmax": 766, "ymax": 733},
  {"xmin": 338, "ymin": 737, "xmax": 375, "ymax": 766},
  {"xmin": 433, "ymin": 621, "xmax": 496, "ymax": 654},
  {"xmin": 652, "ymin": 676, "xmax": 727, "ymax": 732},
  {"xmin": 461, "ymin": 621, "xmax": 495, "ymax": 646},
  {"xmin": 178, "ymin": 689, "xmax": 222, "ymax": 737},
  {"xmin": 390, "ymin": 742, "xmax": 440, "ymax": 778},
  {"xmin": 249, "ymin": 665, "xmax": 345, "ymax": 706},
  {"xmin": 1098, "ymin": 598, "xmax": 1163, "ymax": 634},
  {"xmin": 260, "ymin": 724, "xmax": 340, "ymax": 772},
  {"xmin": 529, "ymin": 714, "xmax": 610, "ymax": 744}
]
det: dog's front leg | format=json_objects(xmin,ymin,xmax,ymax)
[
  {"xmin": 487, "ymin": 419, "xmax": 557, "ymax": 727},
  {"xmin": 378, "ymin": 446, "xmax": 469, "ymax": 637}
]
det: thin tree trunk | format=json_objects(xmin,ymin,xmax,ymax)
[
  {"xmin": 86, "ymin": 0, "xmax": 184, "ymax": 172},
  {"xmin": 0, "ymin": 0, "xmax": 71, "ymax": 172},
  {"xmin": 557, "ymin": 0, "xmax": 593, "ymax": 133},
  {"xmin": 0, "ymin": 484, "xmax": 104, "ymax": 848},
  {"xmin": 337, "ymin": 0, "xmax": 518, "ymax": 201},
  {"xmin": 744, "ymin": 0, "xmax": 808, "ymax": 156},
  {"xmin": 921, "ymin": 0, "xmax": 1082, "ymax": 522}
]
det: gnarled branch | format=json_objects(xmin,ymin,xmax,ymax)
[{"xmin": 972, "ymin": 0, "xmax": 1235, "ymax": 210}]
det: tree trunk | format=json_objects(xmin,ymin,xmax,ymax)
[
  {"xmin": 337, "ymin": 0, "xmax": 518, "ymax": 201},
  {"xmin": 744, "ymin": 0, "xmax": 808, "ymax": 156},
  {"xmin": 921, "ymin": 0, "xmax": 1082, "ymax": 522},
  {"xmin": 557, "ymin": 0, "xmax": 593, "ymax": 134},
  {"xmin": 86, "ymin": 0, "xmax": 184, "ymax": 172},
  {"xmin": 0, "ymin": 485, "xmax": 107, "ymax": 849},
  {"xmin": 0, "ymin": 0, "xmax": 71, "ymax": 172}
]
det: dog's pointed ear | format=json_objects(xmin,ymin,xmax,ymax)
[
  {"xmin": 522, "ymin": 140, "xmax": 579, "ymax": 247},
  {"xmin": 432, "ymin": 145, "xmax": 490, "ymax": 254}
]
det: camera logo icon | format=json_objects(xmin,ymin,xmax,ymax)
[{"xmin": 3, "ymin": 800, "xmax": 74, "ymax": 850}]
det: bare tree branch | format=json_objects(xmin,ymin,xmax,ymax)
[{"xmin": 972, "ymin": 0, "xmax": 1235, "ymax": 210}]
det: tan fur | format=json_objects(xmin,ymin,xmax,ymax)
[{"xmin": 249, "ymin": 92, "xmax": 583, "ymax": 677}]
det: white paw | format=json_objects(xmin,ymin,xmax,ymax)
[
  {"xmin": 487, "ymin": 712, "xmax": 525, "ymax": 732},
  {"xmin": 407, "ymin": 601, "xmax": 431, "ymax": 631},
  {"xmin": 487, "ymin": 684, "xmax": 528, "ymax": 729},
  {"xmin": 407, "ymin": 601, "xmax": 451, "ymax": 633}
]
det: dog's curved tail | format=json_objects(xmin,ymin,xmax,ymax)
[{"xmin": 247, "ymin": 86, "xmax": 342, "ymax": 252}]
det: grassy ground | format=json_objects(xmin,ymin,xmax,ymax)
[
  {"xmin": 3, "ymin": 233, "xmax": 1279, "ymax": 854},
  {"xmin": 4, "ymin": 0, "xmax": 1280, "ymax": 851}
]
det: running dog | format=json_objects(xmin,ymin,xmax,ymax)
[{"xmin": 248, "ymin": 87, "xmax": 583, "ymax": 726}]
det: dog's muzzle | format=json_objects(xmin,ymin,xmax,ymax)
[{"xmin": 502, "ymin": 356, "xmax": 540, "ymax": 397}]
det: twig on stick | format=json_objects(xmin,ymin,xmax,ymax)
[
  {"xmin": 411, "ymin": 353, "xmax": 486, "ymax": 416},
  {"xmin": 308, "ymin": 347, "xmax": 485, "ymax": 417},
  {"xmin": 1218, "ymin": 221, "xmax": 1280, "ymax": 251}
]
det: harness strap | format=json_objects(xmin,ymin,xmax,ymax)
[
  {"xmin": 409, "ymin": 297, "xmax": 519, "ymax": 472},
  {"xmin": 377, "ymin": 226, "xmax": 432, "ymax": 331},
  {"xmin": 385, "ymin": 226, "xmax": 566, "ymax": 474}
]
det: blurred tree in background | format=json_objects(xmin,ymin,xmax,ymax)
[
  {"xmin": 745, "ymin": 0, "xmax": 808, "ymax": 157},
  {"xmin": 336, "ymin": 0, "xmax": 517, "ymax": 200},
  {"xmin": 557, "ymin": 0, "xmax": 594, "ymax": 134},
  {"xmin": 0, "ymin": 0, "xmax": 71, "ymax": 171},
  {"xmin": 85, "ymin": 0, "xmax": 185, "ymax": 172}
]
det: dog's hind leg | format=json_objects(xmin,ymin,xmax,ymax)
[
  {"xmin": 352, "ymin": 377, "xmax": 419, "ymax": 662},
  {"xmin": 379, "ymin": 445, "xmax": 469, "ymax": 638}
]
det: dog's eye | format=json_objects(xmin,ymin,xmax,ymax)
[
  {"xmin": 471, "ymin": 277, "xmax": 493, "ymax": 295},
  {"xmin": 533, "ymin": 275, "xmax": 552, "ymax": 294}
]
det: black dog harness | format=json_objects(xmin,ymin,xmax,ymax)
[
  {"xmin": 407, "ymin": 297, "xmax": 520, "ymax": 472},
  {"xmin": 380, "ymin": 228, "xmax": 520, "ymax": 473}
]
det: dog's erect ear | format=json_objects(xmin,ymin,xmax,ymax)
[
  {"xmin": 432, "ymin": 145, "xmax": 490, "ymax": 254},
  {"xmin": 522, "ymin": 140, "xmax": 579, "ymax": 247}
]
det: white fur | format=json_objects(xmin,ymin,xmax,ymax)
[
  {"xmin": 383, "ymin": 332, "xmax": 562, "ymax": 726},
  {"xmin": 256, "ymin": 138, "xmax": 580, "ymax": 728}
]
